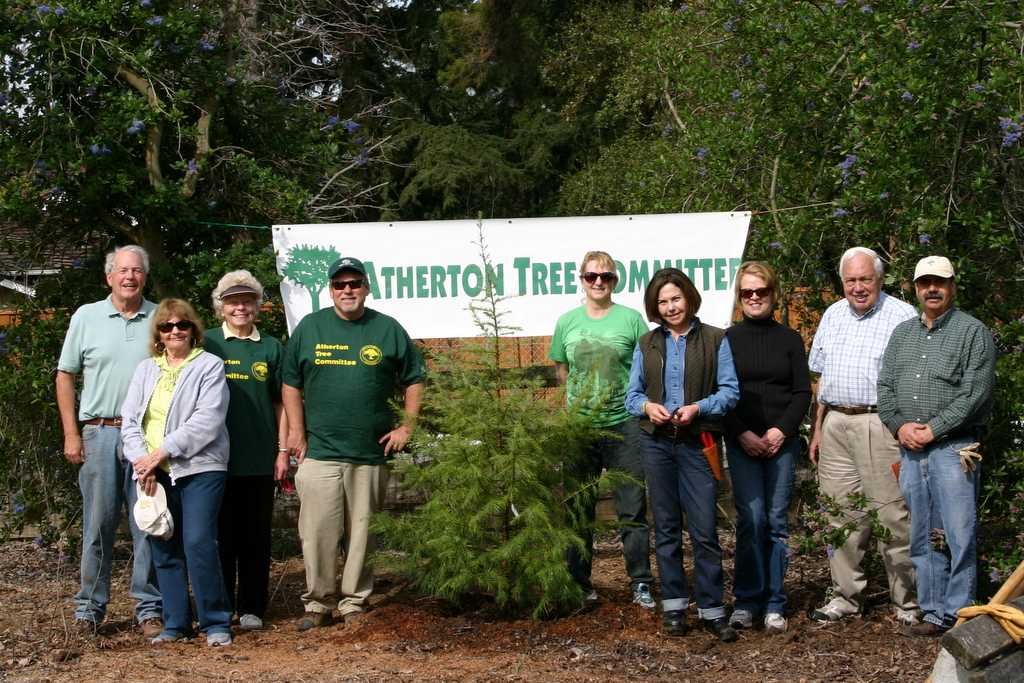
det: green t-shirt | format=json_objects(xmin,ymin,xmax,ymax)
[
  {"xmin": 548, "ymin": 303, "xmax": 648, "ymax": 427},
  {"xmin": 205, "ymin": 327, "xmax": 285, "ymax": 476},
  {"xmin": 282, "ymin": 307, "xmax": 425, "ymax": 465}
]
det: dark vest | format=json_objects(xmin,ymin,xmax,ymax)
[{"xmin": 638, "ymin": 318, "xmax": 726, "ymax": 436}]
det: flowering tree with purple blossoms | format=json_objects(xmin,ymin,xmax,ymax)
[
  {"xmin": 553, "ymin": 0, "xmax": 1024, "ymax": 313},
  {"xmin": 0, "ymin": 0, "xmax": 390, "ymax": 296}
]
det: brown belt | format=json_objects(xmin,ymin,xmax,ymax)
[
  {"xmin": 84, "ymin": 418, "xmax": 123, "ymax": 427},
  {"xmin": 829, "ymin": 405, "xmax": 877, "ymax": 415}
]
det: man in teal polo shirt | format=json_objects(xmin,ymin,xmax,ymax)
[
  {"xmin": 56, "ymin": 245, "xmax": 163, "ymax": 637},
  {"xmin": 283, "ymin": 256, "xmax": 424, "ymax": 631}
]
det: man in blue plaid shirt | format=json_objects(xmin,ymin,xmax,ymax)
[
  {"xmin": 878, "ymin": 255, "xmax": 995, "ymax": 637},
  {"xmin": 807, "ymin": 247, "xmax": 920, "ymax": 627}
]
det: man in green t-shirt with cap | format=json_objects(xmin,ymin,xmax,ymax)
[{"xmin": 283, "ymin": 257, "xmax": 425, "ymax": 631}]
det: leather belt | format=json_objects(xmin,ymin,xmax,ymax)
[
  {"xmin": 84, "ymin": 418, "xmax": 123, "ymax": 427},
  {"xmin": 829, "ymin": 405, "xmax": 877, "ymax": 415},
  {"xmin": 654, "ymin": 424, "xmax": 693, "ymax": 439}
]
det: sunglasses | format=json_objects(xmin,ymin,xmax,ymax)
[
  {"xmin": 330, "ymin": 279, "xmax": 365, "ymax": 291},
  {"xmin": 739, "ymin": 288, "xmax": 773, "ymax": 300},
  {"xmin": 157, "ymin": 320, "xmax": 194, "ymax": 333},
  {"xmin": 581, "ymin": 271, "xmax": 617, "ymax": 284}
]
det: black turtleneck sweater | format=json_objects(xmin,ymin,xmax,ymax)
[{"xmin": 723, "ymin": 314, "xmax": 812, "ymax": 440}]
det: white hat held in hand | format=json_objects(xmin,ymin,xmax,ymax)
[{"xmin": 134, "ymin": 481, "xmax": 174, "ymax": 540}]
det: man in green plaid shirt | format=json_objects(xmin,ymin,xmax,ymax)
[{"xmin": 878, "ymin": 255, "xmax": 995, "ymax": 637}]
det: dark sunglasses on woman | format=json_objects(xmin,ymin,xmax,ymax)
[{"xmin": 157, "ymin": 320, "xmax": 195, "ymax": 333}]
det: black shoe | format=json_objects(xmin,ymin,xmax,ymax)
[
  {"xmin": 662, "ymin": 610, "xmax": 689, "ymax": 636},
  {"xmin": 702, "ymin": 617, "xmax": 739, "ymax": 642}
]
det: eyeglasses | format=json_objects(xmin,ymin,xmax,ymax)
[
  {"xmin": 330, "ymin": 279, "xmax": 365, "ymax": 291},
  {"xmin": 157, "ymin": 320, "xmax": 194, "ymax": 333},
  {"xmin": 581, "ymin": 271, "xmax": 617, "ymax": 284},
  {"xmin": 739, "ymin": 288, "xmax": 773, "ymax": 300}
]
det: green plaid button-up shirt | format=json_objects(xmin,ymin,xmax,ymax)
[{"xmin": 878, "ymin": 306, "xmax": 995, "ymax": 441}]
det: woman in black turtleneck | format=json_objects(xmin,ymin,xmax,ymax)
[{"xmin": 723, "ymin": 261, "xmax": 811, "ymax": 634}]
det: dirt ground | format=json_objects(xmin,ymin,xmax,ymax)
[{"xmin": 0, "ymin": 527, "xmax": 945, "ymax": 683}]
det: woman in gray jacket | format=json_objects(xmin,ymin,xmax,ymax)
[{"xmin": 121, "ymin": 298, "xmax": 234, "ymax": 647}]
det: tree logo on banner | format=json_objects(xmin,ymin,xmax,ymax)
[{"xmin": 281, "ymin": 245, "xmax": 342, "ymax": 311}]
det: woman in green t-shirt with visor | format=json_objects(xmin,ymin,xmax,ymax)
[
  {"xmin": 548, "ymin": 250, "xmax": 655, "ymax": 610},
  {"xmin": 205, "ymin": 271, "xmax": 289, "ymax": 633}
]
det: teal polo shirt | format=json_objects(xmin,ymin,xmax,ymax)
[{"xmin": 57, "ymin": 295, "xmax": 157, "ymax": 420}]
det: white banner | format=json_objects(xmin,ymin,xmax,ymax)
[{"xmin": 272, "ymin": 212, "xmax": 751, "ymax": 339}]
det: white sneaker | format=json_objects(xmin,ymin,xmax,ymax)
[
  {"xmin": 239, "ymin": 614, "xmax": 264, "ymax": 631},
  {"xmin": 895, "ymin": 610, "xmax": 920, "ymax": 627},
  {"xmin": 729, "ymin": 609, "xmax": 754, "ymax": 629},
  {"xmin": 583, "ymin": 589, "xmax": 598, "ymax": 602},
  {"xmin": 206, "ymin": 632, "xmax": 232, "ymax": 647},
  {"xmin": 810, "ymin": 601, "xmax": 851, "ymax": 623},
  {"xmin": 632, "ymin": 583, "xmax": 656, "ymax": 610},
  {"xmin": 764, "ymin": 612, "xmax": 787, "ymax": 632}
]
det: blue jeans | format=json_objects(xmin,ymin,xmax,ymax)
[
  {"xmin": 639, "ymin": 430, "xmax": 725, "ymax": 619},
  {"xmin": 75, "ymin": 423, "xmax": 161, "ymax": 624},
  {"xmin": 568, "ymin": 419, "xmax": 654, "ymax": 591},
  {"xmin": 726, "ymin": 436, "xmax": 798, "ymax": 615},
  {"xmin": 150, "ymin": 470, "xmax": 232, "ymax": 637},
  {"xmin": 899, "ymin": 436, "xmax": 980, "ymax": 629}
]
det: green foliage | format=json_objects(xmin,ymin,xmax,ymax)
[
  {"xmin": 372, "ymin": 227, "xmax": 616, "ymax": 617},
  {"xmin": 978, "ymin": 321, "xmax": 1024, "ymax": 582},
  {"xmin": 371, "ymin": 0, "xmax": 588, "ymax": 220},
  {"xmin": 552, "ymin": 0, "xmax": 1024, "ymax": 315},
  {"xmin": 0, "ymin": 0, "xmax": 383, "ymax": 295},
  {"xmin": 788, "ymin": 486, "xmax": 895, "ymax": 559},
  {"xmin": 178, "ymin": 238, "xmax": 287, "ymax": 341},
  {"xmin": 0, "ymin": 313, "xmax": 80, "ymax": 554}
]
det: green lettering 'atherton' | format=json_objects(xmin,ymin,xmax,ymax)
[
  {"xmin": 364, "ymin": 262, "xmax": 503, "ymax": 299},
  {"xmin": 359, "ymin": 259, "xmax": 738, "ymax": 299}
]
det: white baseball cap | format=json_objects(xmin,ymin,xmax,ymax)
[
  {"xmin": 134, "ymin": 481, "xmax": 174, "ymax": 540},
  {"xmin": 914, "ymin": 255, "xmax": 955, "ymax": 281}
]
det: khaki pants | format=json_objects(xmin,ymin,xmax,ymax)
[
  {"xmin": 818, "ymin": 411, "xmax": 917, "ymax": 614},
  {"xmin": 295, "ymin": 458, "xmax": 389, "ymax": 616}
]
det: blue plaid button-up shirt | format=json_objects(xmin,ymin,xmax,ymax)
[{"xmin": 808, "ymin": 292, "xmax": 916, "ymax": 407}]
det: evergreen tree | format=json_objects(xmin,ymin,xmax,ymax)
[
  {"xmin": 373, "ymin": 226, "xmax": 627, "ymax": 617},
  {"xmin": 365, "ymin": 0, "xmax": 589, "ymax": 220}
]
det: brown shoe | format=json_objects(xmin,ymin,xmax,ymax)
[
  {"xmin": 297, "ymin": 611, "xmax": 333, "ymax": 631},
  {"xmin": 73, "ymin": 619, "xmax": 98, "ymax": 636},
  {"xmin": 900, "ymin": 620, "xmax": 949, "ymax": 637},
  {"xmin": 343, "ymin": 612, "xmax": 361, "ymax": 625},
  {"xmin": 140, "ymin": 617, "xmax": 164, "ymax": 638}
]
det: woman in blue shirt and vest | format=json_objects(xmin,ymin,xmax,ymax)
[{"xmin": 625, "ymin": 268, "xmax": 739, "ymax": 641}]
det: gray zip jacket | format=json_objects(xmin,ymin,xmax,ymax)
[{"xmin": 121, "ymin": 349, "xmax": 230, "ymax": 482}]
